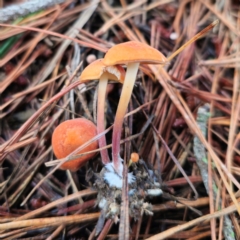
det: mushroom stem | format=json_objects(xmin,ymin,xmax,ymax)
[
  {"xmin": 112, "ymin": 62, "xmax": 140, "ymax": 174},
  {"xmin": 97, "ymin": 73, "xmax": 110, "ymax": 164}
]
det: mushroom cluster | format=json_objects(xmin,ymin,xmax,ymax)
[
  {"xmin": 80, "ymin": 41, "xmax": 167, "ymax": 225},
  {"xmin": 52, "ymin": 41, "xmax": 167, "ymax": 174},
  {"xmin": 51, "ymin": 41, "xmax": 167, "ymax": 224}
]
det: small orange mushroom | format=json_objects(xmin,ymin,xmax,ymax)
[
  {"xmin": 80, "ymin": 59, "xmax": 125, "ymax": 165},
  {"xmin": 130, "ymin": 152, "xmax": 139, "ymax": 163},
  {"xmin": 103, "ymin": 41, "xmax": 167, "ymax": 174},
  {"xmin": 52, "ymin": 118, "xmax": 98, "ymax": 171},
  {"xmin": 128, "ymin": 152, "xmax": 139, "ymax": 167},
  {"xmin": 80, "ymin": 59, "xmax": 125, "ymax": 84}
]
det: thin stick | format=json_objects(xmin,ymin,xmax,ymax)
[{"xmin": 0, "ymin": 213, "xmax": 100, "ymax": 230}]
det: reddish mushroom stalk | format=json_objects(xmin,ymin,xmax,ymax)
[{"xmin": 112, "ymin": 62, "xmax": 139, "ymax": 172}]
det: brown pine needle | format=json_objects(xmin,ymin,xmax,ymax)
[{"xmin": 167, "ymin": 20, "xmax": 219, "ymax": 62}]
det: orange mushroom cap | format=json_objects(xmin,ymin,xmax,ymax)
[
  {"xmin": 80, "ymin": 59, "xmax": 125, "ymax": 84},
  {"xmin": 103, "ymin": 41, "xmax": 168, "ymax": 65},
  {"xmin": 128, "ymin": 152, "xmax": 139, "ymax": 167},
  {"xmin": 52, "ymin": 118, "xmax": 98, "ymax": 171},
  {"xmin": 130, "ymin": 152, "xmax": 139, "ymax": 163}
]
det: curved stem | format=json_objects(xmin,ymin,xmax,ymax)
[
  {"xmin": 112, "ymin": 62, "xmax": 139, "ymax": 174},
  {"xmin": 97, "ymin": 73, "xmax": 110, "ymax": 164}
]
